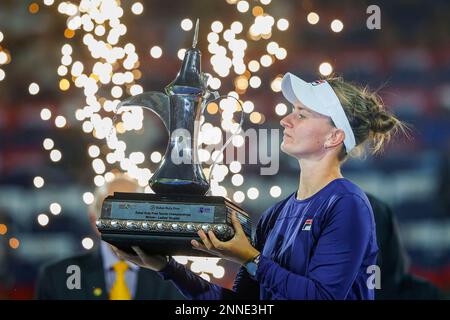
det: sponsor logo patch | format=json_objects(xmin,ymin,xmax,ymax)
[{"xmin": 302, "ymin": 219, "xmax": 313, "ymax": 231}]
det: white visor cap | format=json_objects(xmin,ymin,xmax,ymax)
[{"xmin": 281, "ymin": 72, "xmax": 356, "ymax": 152}]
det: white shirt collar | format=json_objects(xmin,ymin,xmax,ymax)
[{"xmin": 100, "ymin": 241, "xmax": 139, "ymax": 272}]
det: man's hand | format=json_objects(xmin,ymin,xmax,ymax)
[{"xmin": 111, "ymin": 245, "xmax": 169, "ymax": 272}]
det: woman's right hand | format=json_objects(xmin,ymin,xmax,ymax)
[{"xmin": 110, "ymin": 245, "xmax": 169, "ymax": 272}]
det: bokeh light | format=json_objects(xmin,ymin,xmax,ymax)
[
  {"xmin": 33, "ymin": 176, "xmax": 44, "ymax": 188},
  {"xmin": 131, "ymin": 2, "xmax": 144, "ymax": 15},
  {"xmin": 247, "ymin": 187, "xmax": 259, "ymax": 200},
  {"xmin": 82, "ymin": 237, "xmax": 94, "ymax": 250},
  {"xmin": 150, "ymin": 46, "xmax": 162, "ymax": 59},
  {"xmin": 83, "ymin": 192, "xmax": 95, "ymax": 205},
  {"xmin": 270, "ymin": 185, "xmax": 282, "ymax": 198},
  {"xmin": 307, "ymin": 12, "xmax": 320, "ymax": 25},
  {"xmin": 43, "ymin": 138, "xmax": 54, "ymax": 150},
  {"xmin": 276, "ymin": 18, "xmax": 289, "ymax": 31},
  {"xmin": 237, "ymin": 1, "xmax": 249, "ymax": 13},
  {"xmin": 0, "ymin": 224, "xmax": 8, "ymax": 235},
  {"xmin": 275, "ymin": 103, "xmax": 287, "ymax": 116},
  {"xmin": 40, "ymin": 108, "xmax": 52, "ymax": 121},
  {"xmin": 50, "ymin": 149, "xmax": 62, "ymax": 162},
  {"xmin": 181, "ymin": 18, "xmax": 193, "ymax": 31},
  {"xmin": 88, "ymin": 145, "xmax": 100, "ymax": 158},
  {"xmin": 28, "ymin": 82, "xmax": 40, "ymax": 95},
  {"xmin": 9, "ymin": 238, "xmax": 20, "ymax": 249},
  {"xmin": 55, "ymin": 115, "xmax": 67, "ymax": 128},
  {"xmin": 150, "ymin": 151, "xmax": 162, "ymax": 163},
  {"xmin": 319, "ymin": 62, "xmax": 333, "ymax": 76},
  {"xmin": 37, "ymin": 214, "xmax": 49, "ymax": 227},
  {"xmin": 331, "ymin": 19, "xmax": 344, "ymax": 32},
  {"xmin": 50, "ymin": 203, "xmax": 62, "ymax": 215},
  {"xmin": 233, "ymin": 191, "xmax": 245, "ymax": 203}
]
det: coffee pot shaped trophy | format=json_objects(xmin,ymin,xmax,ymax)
[{"xmin": 96, "ymin": 20, "xmax": 252, "ymax": 256}]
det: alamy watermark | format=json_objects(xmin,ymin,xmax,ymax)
[
  {"xmin": 169, "ymin": 126, "xmax": 281, "ymax": 176},
  {"xmin": 366, "ymin": 265, "xmax": 381, "ymax": 290},
  {"xmin": 367, "ymin": 5, "xmax": 381, "ymax": 30},
  {"xmin": 66, "ymin": 265, "xmax": 81, "ymax": 290}
]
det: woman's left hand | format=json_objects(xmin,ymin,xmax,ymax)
[{"xmin": 191, "ymin": 211, "xmax": 260, "ymax": 265}]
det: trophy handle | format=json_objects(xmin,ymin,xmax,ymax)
[
  {"xmin": 116, "ymin": 91, "xmax": 170, "ymax": 133},
  {"xmin": 201, "ymin": 94, "xmax": 244, "ymax": 193}
]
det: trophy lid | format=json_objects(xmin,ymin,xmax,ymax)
[{"xmin": 165, "ymin": 19, "xmax": 206, "ymax": 96}]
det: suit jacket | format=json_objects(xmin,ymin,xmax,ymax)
[
  {"xmin": 366, "ymin": 193, "xmax": 443, "ymax": 300},
  {"xmin": 35, "ymin": 248, "xmax": 184, "ymax": 300}
]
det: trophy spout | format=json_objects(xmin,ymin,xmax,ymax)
[{"xmin": 117, "ymin": 91, "xmax": 170, "ymax": 132}]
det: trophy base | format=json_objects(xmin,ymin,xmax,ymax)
[
  {"xmin": 101, "ymin": 233, "xmax": 214, "ymax": 257},
  {"xmin": 97, "ymin": 192, "xmax": 252, "ymax": 257}
]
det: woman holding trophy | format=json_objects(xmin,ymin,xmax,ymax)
[{"xmin": 112, "ymin": 70, "xmax": 406, "ymax": 300}]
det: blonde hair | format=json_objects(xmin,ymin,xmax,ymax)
[
  {"xmin": 326, "ymin": 76, "xmax": 409, "ymax": 161},
  {"xmin": 89, "ymin": 173, "xmax": 143, "ymax": 218}
]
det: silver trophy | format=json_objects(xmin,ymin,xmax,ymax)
[{"xmin": 97, "ymin": 20, "xmax": 251, "ymax": 256}]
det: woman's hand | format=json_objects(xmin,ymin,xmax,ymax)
[
  {"xmin": 191, "ymin": 212, "xmax": 260, "ymax": 265},
  {"xmin": 110, "ymin": 245, "xmax": 169, "ymax": 272}
]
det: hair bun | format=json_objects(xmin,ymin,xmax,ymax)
[
  {"xmin": 369, "ymin": 111, "xmax": 397, "ymax": 134},
  {"xmin": 327, "ymin": 76, "xmax": 407, "ymax": 157}
]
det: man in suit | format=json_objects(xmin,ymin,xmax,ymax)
[{"xmin": 35, "ymin": 174, "xmax": 184, "ymax": 300}]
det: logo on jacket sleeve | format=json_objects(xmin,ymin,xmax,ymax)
[{"xmin": 302, "ymin": 219, "xmax": 313, "ymax": 231}]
